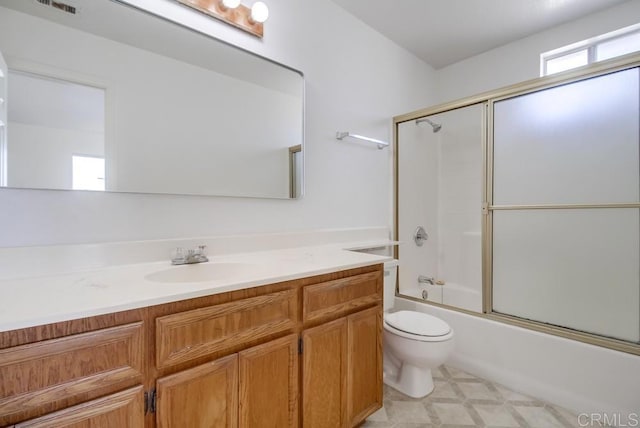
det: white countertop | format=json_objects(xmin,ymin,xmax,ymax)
[{"xmin": 0, "ymin": 242, "xmax": 395, "ymax": 332}]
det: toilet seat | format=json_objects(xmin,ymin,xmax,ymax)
[{"xmin": 384, "ymin": 311, "xmax": 452, "ymax": 342}]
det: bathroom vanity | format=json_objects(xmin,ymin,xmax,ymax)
[{"xmin": 0, "ymin": 261, "xmax": 383, "ymax": 427}]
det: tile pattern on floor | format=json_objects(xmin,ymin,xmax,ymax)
[{"xmin": 364, "ymin": 365, "xmax": 583, "ymax": 428}]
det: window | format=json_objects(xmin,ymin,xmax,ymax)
[
  {"xmin": 541, "ymin": 24, "xmax": 640, "ymax": 76},
  {"xmin": 72, "ymin": 155, "xmax": 105, "ymax": 191},
  {"xmin": 545, "ymin": 49, "xmax": 589, "ymax": 75}
]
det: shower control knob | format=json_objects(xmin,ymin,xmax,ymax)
[{"xmin": 414, "ymin": 226, "xmax": 428, "ymax": 246}]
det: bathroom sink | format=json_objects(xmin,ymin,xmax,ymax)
[{"xmin": 145, "ymin": 263, "xmax": 260, "ymax": 284}]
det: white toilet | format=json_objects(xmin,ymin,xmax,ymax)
[{"xmin": 383, "ymin": 260, "xmax": 455, "ymax": 398}]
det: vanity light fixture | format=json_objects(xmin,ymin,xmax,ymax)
[{"xmin": 177, "ymin": 0, "xmax": 269, "ymax": 38}]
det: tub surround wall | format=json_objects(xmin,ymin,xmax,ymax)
[
  {"xmin": 397, "ymin": 104, "xmax": 483, "ymax": 312},
  {"xmin": 396, "ymin": 120, "xmax": 440, "ymax": 302}
]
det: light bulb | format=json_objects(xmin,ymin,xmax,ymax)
[
  {"xmin": 220, "ymin": 0, "xmax": 241, "ymax": 9},
  {"xmin": 250, "ymin": 1, "xmax": 269, "ymax": 23}
]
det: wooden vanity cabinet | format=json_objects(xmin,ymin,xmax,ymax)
[
  {"xmin": 0, "ymin": 264, "xmax": 382, "ymax": 428},
  {"xmin": 301, "ymin": 272, "xmax": 383, "ymax": 428}
]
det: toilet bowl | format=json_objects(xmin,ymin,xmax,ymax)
[{"xmin": 383, "ymin": 261, "xmax": 454, "ymax": 398}]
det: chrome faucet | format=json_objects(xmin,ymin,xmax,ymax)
[
  {"xmin": 171, "ymin": 245, "xmax": 209, "ymax": 265},
  {"xmin": 418, "ymin": 275, "xmax": 435, "ymax": 285}
]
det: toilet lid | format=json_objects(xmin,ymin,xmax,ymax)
[{"xmin": 385, "ymin": 311, "xmax": 451, "ymax": 337}]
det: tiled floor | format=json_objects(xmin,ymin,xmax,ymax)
[{"xmin": 364, "ymin": 365, "xmax": 581, "ymax": 428}]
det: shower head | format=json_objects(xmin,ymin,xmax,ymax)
[{"xmin": 415, "ymin": 117, "xmax": 442, "ymax": 133}]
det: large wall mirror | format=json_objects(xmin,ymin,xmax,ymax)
[{"xmin": 0, "ymin": 0, "xmax": 304, "ymax": 199}]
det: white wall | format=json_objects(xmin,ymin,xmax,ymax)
[
  {"xmin": 0, "ymin": 0, "xmax": 436, "ymax": 247},
  {"xmin": 435, "ymin": 0, "xmax": 640, "ymax": 103}
]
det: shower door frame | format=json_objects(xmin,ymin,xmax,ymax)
[{"xmin": 393, "ymin": 51, "xmax": 640, "ymax": 356}]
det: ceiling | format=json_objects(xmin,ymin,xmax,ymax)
[{"xmin": 330, "ymin": 0, "xmax": 631, "ymax": 69}]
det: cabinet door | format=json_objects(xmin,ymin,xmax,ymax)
[
  {"xmin": 302, "ymin": 318, "xmax": 347, "ymax": 428},
  {"xmin": 346, "ymin": 306, "xmax": 382, "ymax": 426},
  {"xmin": 15, "ymin": 386, "xmax": 144, "ymax": 428},
  {"xmin": 156, "ymin": 354, "xmax": 238, "ymax": 428},
  {"xmin": 238, "ymin": 334, "xmax": 298, "ymax": 427}
]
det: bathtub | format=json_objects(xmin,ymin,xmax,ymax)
[
  {"xmin": 401, "ymin": 281, "xmax": 482, "ymax": 313},
  {"xmin": 392, "ymin": 296, "xmax": 640, "ymax": 421}
]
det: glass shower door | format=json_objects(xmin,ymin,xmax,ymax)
[{"xmin": 491, "ymin": 67, "xmax": 640, "ymax": 343}]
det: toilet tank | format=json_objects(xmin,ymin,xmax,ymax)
[{"xmin": 383, "ymin": 260, "xmax": 399, "ymax": 312}]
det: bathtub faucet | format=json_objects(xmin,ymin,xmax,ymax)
[{"xmin": 418, "ymin": 275, "xmax": 435, "ymax": 285}]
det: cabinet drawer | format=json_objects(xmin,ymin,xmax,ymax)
[
  {"xmin": 15, "ymin": 386, "xmax": 144, "ymax": 428},
  {"xmin": 156, "ymin": 289, "xmax": 298, "ymax": 369},
  {"xmin": 0, "ymin": 322, "xmax": 144, "ymax": 425},
  {"xmin": 303, "ymin": 271, "xmax": 382, "ymax": 324}
]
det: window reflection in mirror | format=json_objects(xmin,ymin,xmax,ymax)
[
  {"xmin": 72, "ymin": 155, "xmax": 105, "ymax": 191},
  {"xmin": 6, "ymin": 71, "xmax": 105, "ymax": 191}
]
